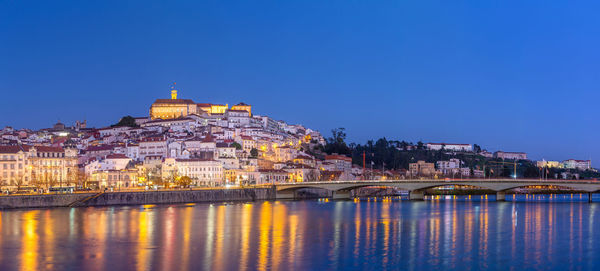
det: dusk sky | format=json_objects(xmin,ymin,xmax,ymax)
[{"xmin": 2, "ymin": 1, "xmax": 600, "ymax": 164}]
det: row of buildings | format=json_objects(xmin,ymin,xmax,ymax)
[
  {"xmin": 426, "ymin": 143, "xmax": 528, "ymax": 160},
  {"xmin": 0, "ymin": 89, "xmax": 360, "ymax": 189},
  {"xmin": 408, "ymin": 159, "xmax": 484, "ymax": 178},
  {"xmin": 536, "ymin": 159, "xmax": 592, "ymax": 171}
]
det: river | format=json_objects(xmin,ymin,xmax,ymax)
[{"xmin": 0, "ymin": 195, "xmax": 598, "ymax": 270}]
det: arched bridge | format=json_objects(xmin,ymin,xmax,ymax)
[{"xmin": 274, "ymin": 179, "xmax": 600, "ymax": 201}]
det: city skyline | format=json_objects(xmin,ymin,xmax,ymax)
[{"xmin": 3, "ymin": 1, "xmax": 600, "ymax": 165}]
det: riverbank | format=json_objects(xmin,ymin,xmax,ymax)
[{"xmin": 0, "ymin": 187, "xmax": 276, "ymax": 209}]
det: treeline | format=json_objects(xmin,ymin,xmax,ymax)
[{"xmin": 320, "ymin": 128, "xmax": 600, "ymax": 179}]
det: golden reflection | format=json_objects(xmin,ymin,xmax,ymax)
[
  {"xmin": 240, "ymin": 204, "xmax": 253, "ymax": 271},
  {"xmin": 271, "ymin": 203, "xmax": 286, "ymax": 270},
  {"xmin": 96, "ymin": 210, "xmax": 108, "ymax": 270},
  {"xmin": 160, "ymin": 208, "xmax": 175, "ymax": 271},
  {"xmin": 288, "ymin": 214, "xmax": 298, "ymax": 270},
  {"xmin": 258, "ymin": 201, "xmax": 272, "ymax": 271},
  {"xmin": 43, "ymin": 210, "xmax": 56, "ymax": 270},
  {"xmin": 213, "ymin": 205, "xmax": 226, "ymax": 270},
  {"xmin": 381, "ymin": 199, "xmax": 390, "ymax": 267},
  {"xmin": 21, "ymin": 210, "xmax": 39, "ymax": 271},
  {"xmin": 203, "ymin": 205, "xmax": 216, "ymax": 271},
  {"xmin": 137, "ymin": 208, "xmax": 154, "ymax": 271},
  {"xmin": 181, "ymin": 204, "xmax": 193, "ymax": 270}
]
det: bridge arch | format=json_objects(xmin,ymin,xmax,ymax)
[{"xmin": 497, "ymin": 184, "xmax": 597, "ymax": 193}]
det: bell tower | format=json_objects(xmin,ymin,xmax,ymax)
[{"xmin": 170, "ymin": 82, "xmax": 178, "ymax": 99}]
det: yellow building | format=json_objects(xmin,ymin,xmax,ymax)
[
  {"xmin": 28, "ymin": 146, "xmax": 78, "ymax": 187},
  {"xmin": 150, "ymin": 89, "xmax": 199, "ymax": 120},
  {"xmin": 210, "ymin": 104, "xmax": 228, "ymax": 114},
  {"xmin": 150, "ymin": 88, "xmax": 238, "ymax": 119},
  {"xmin": 196, "ymin": 103, "xmax": 229, "ymax": 114},
  {"xmin": 231, "ymin": 102, "xmax": 252, "ymax": 115}
]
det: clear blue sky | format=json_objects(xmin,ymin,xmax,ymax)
[{"xmin": 2, "ymin": 1, "xmax": 600, "ymax": 164}]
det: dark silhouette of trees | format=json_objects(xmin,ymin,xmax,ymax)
[
  {"xmin": 323, "ymin": 128, "xmax": 351, "ymax": 155},
  {"xmin": 111, "ymin": 116, "xmax": 139, "ymax": 127}
]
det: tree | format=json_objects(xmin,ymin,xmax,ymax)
[
  {"xmin": 250, "ymin": 148, "xmax": 259, "ymax": 158},
  {"xmin": 399, "ymin": 141, "xmax": 409, "ymax": 150},
  {"xmin": 13, "ymin": 173, "xmax": 25, "ymax": 191},
  {"xmin": 176, "ymin": 176, "xmax": 193, "ymax": 188},
  {"xmin": 166, "ymin": 171, "xmax": 180, "ymax": 188},
  {"xmin": 324, "ymin": 128, "xmax": 351, "ymax": 155},
  {"xmin": 231, "ymin": 142, "xmax": 242, "ymax": 150},
  {"xmin": 111, "ymin": 115, "xmax": 139, "ymax": 127},
  {"xmin": 473, "ymin": 144, "xmax": 482, "ymax": 153}
]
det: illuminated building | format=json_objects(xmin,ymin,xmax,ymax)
[
  {"xmin": 209, "ymin": 104, "xmax": 229, "ymax": 114},
  {"xmin": 536, "ymin": 160, "xmax": 562, "ymax": 168},
  {"xmin": 0, "ymin": 145, "xmax": 31, "ymax": 186},
  {"xmin": 174, "ymin": 158, "xmax": 224, "ymax": 186},
  {"xmin": 231, "ymin": 102, "xmax": 252, "ymax": 115},
  {"xmin": 90, "ymin": 169, "xmax": 137, "ymax": 188},
  {"xmin": 258, "ymin": 169, "xmax": 289, "ymax": 184},
  {"xmin": 0, "ymin": 145, "xmax": 77, "ymax": 187},
  {"xmin": 150, "ymin": 89, "xmax": 199, "ymax": 120},
  {"xmin": 28, "ymin": 146, "xmax": 78, "ymax": 187},
  {"xmin": 150, "ymin": 88, "xmax": 241, "ymax": 119}
]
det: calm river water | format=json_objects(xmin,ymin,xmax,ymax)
[{"xmin": 0, "ymin": 195, "xmax": 599, "ymax": 270}]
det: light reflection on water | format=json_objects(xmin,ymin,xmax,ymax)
[{"xmin": 0, "ymin": 198, "xmax": 599, "ymax": 270}]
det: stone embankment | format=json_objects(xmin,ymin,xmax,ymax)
[{"xmin": 0, "ymin": 187, "xmax": 276, "ymax": 209}]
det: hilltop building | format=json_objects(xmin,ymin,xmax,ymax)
[
  {"xmin": 494, "ymin": 151, "xmax": 527, "ymax": 160},
  {"xmin": 150, "ymin": 88, "xmax": 249, "ymax": 120},
  {"xmin": 563, "ymin": 159, "xmax": 591, "ymax": 170},
  {"xmin": 427, "ymin": 143, "xmax": 473, "ymax": 152}
]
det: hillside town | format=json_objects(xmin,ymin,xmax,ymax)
[{"xmin": 0, "ymin": 89, "xmax": 596, "ymax": 191}]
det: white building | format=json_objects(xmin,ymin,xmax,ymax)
[
  {"xmin": 562, "ymin": 159, "xmax": 591, "ymax": 170},
  {"xmin": 226, "ymin": 110, "xmax": 251, "ymax": 128},
  {"xmin": 494, "ymin": 151, "xmax": 527, "ymax": 160},
  {"xmin": 324, "ymin": 155, "xmax": 353, "ymax": 172},
  {"xmin": 139, "ymin": 136, "xmax": 168, "ymax": 159},
  {"xmin": 427, "ymin": 143, "xmax": 473, "ymax": 152},
  {"xmin": 126, "ymin": 144, "xmax": 140, "ymax": 160},
  {"xmin": 175, "ymin": 158, "xmax": 224, "ymax": 186},
  {"xmin": 436, "ymin": 158, "xmax": 462, "ymax": 175},
  {"xmin": 85, "ymin": 154, "xmax": 132, "ymax": 175}
]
